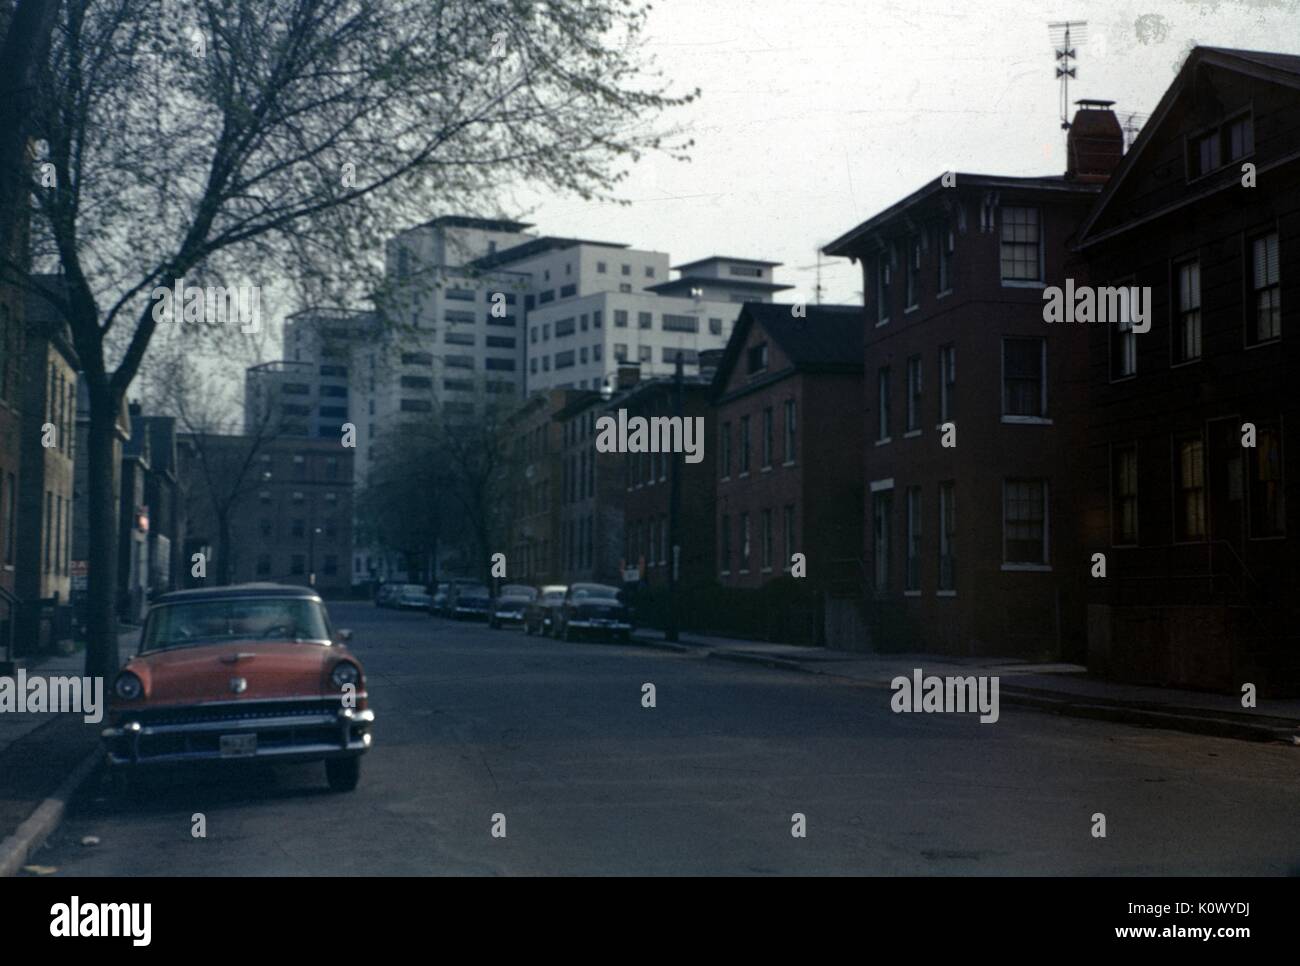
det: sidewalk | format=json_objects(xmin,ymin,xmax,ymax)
[
  {"xmin": 0, "ymin": 629, "xmax": 138, "ymax": 876},
  {"xmin": 632, "ymin": 629, "xmax": 1300, "ymax": 744}
]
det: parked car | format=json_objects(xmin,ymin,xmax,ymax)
[
  {"xmin": 489, "ymin": 585, "xmax": 538, "ymax": 629},
  {"xmin": 375, "ymin": 583, "xmax": 400, "ymax": 608},
  {"xmin": 430, "ymin": 578, "xmax": 479, "ymax": 617},
  {"xmin": 554, "ymin": 583, "xmax": 633, "ymax": 642},
  {"xmin": 395, "ymin": 584, "xmax": 432, "ymax": 610},
  {"xmin": 523, "ymin": 585, "xmax": 568, "ymax": 636},
  {"xmin": 449, "ymin": 583, "xmax": 491, "ymax": 620},
  {"xmin": 429, "ymin": 587, "xmax": 450, "ymax": 617},
  {"xmin": 102, "ymin": 583, "xmax": 374, "ymax": 793}
]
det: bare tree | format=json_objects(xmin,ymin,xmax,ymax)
[
  {"xmin": 1, "ymin": 0, "xmax": 694, "ymax": 679},
  {"xmin": 0, "ymin": 0, "xmax": 60, "ymax": 258}
]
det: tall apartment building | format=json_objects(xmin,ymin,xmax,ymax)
[
  {"xmin": 521, "ymin": 254, "xmax": 791, "ymax": 394},
  {"xmin": 825, "ymin": 106, "xmax": 1116, "ymax": 659}
]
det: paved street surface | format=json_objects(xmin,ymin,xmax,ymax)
[{"xmin": 33, "ymin": 603, "xmax": 1300, "ymax": 875}]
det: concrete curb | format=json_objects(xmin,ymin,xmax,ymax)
[
  {"xmin": 0, "ymin": 749, "xmax": 101, "ymax": 878},
  {"xmin": 630, "ymin": 634, "xmax": 1300, "ymax": 744}
]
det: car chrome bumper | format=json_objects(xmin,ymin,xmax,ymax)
[
  {"xmin": 568, "ymin": 619, "xmax": 632, "ymax": 630},
  {"xmin": 102, "ymin": 708, "xmax": 375, "ymax": 767}
]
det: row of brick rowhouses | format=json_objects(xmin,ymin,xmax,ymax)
[{"xmin": 499, "ymin": 46, "xmax": 1300, "ymax": 694}]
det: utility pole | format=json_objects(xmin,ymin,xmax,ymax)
[{"xmin": 666, "ymin": 352, "xmax": 684, "ymax": 643}]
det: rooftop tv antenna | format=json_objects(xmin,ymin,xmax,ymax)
[
  {"xmin": 1049, "ymin": 21, "xmax": 1088, "ymax": 130},
  {"xmin": 795, "ymin": 250, "xmax": 826, "ymax": 305},
  {"xmin": 1119, "ymin": 110, "xmax": 1149, "ymax": 151}
]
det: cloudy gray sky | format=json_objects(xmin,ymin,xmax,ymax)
[{"xmin": 511, "ymin": 0, "xmax": 1300, "ymax": 306}]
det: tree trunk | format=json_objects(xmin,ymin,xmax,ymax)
[{"xmin": 85, "ymin": 381, "xmax": 121, "ymax": 681}]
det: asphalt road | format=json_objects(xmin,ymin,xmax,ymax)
[{"xmin": 32, "ymin": 602, "xmax": 1300, "ymax": 875}]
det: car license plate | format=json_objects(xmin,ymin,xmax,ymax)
[{"xmin": 220, "ymin": 734, "xmax": 257, "ymax": 758}]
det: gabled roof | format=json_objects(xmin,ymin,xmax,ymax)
[
  {"xmin": 824, "ymin": 173, "xmax": 1097, "ymax": 258},
  {"xmin": 712, "ymin": 302, "xmax": 863, "ymax": 395},
  {"xmin": 671, "ymin": 255, "xmax": 782, "ymax": 271},
  {"xmin": 1076, "ymin": 46, "xmax": 1300, "ymax": 248}
]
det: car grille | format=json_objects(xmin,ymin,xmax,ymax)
[{"xmin": 131, "ymin": 698, "xmax": 344, "ymax": 728}]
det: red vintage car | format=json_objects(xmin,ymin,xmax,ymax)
[{"xmin": 102, "ymin": 584, "xmax": 374, "ymax": 792}]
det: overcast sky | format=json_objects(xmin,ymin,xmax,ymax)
[{"xmin": 510, "ymin": 0, "xmax": 1300, "ymax": 306}]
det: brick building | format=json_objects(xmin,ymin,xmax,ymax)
[
  {"xmin": 1074, "ymin": 47, "xmax": 1300, "ymax": 693},
  {"xmin": 711, "ymin": 303, "xmax": 864, "ymax": 596},
  {"xmin": 621, "ymin": 372, "xmax": 715, "ymax": 589},
  {"xmin": 825, "ymin": 106, "xmax": 1118, "ymax": 658},
  {"xmin": 555, "ymin": 384, "xmax": 631, "ymax": 585},
  {"xmin": 503, "ymin": 388, "xmax": 579, "ymax": 583},
  {"xmin": 181, "ymin": 435, "xmax": 354, "ymax": 595}
]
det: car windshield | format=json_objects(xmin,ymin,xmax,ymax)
[
  {"xmin": 572, "ymin": 584, "xmax": 620, "ymax": 601},
  {"xmin": 500, "ymin": 585, "xmax": 537, "ymax": 599},
  {"xmin": 542, "ymin": 591, "xmax": 566, "ymax": 603},
  {"xmin": 402, "ymin": 585, "xmax": 425, "ymax": 594},
  {"xmin": 142, "ymin": 598, "xmax": 332, "ymax": 651}
]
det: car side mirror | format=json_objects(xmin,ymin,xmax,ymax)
[{"xmin": 334, "ymin": 628, "xmax": 353, "ymax": 644}]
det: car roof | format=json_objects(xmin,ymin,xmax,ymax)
[
  {"xmin": 152, "ymin": 583, "xmax": 323, "ymax": 605},
  {"xmin": 570, "ymin": 582, "xmax": 620, "ymax": 595}
]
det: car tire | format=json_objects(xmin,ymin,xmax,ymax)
[{"xmin": 326, "ymin": 756, "xmax": 361, "ymax": 792}]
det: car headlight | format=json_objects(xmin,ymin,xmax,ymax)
[
  {"xmin": 330, "ymin": 662, "xmax": 361, "ymax": 690},
  {"xmin": 114, "ymin": 671, "xmax": 143, "ymax": 701}
]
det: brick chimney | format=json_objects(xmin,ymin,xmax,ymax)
[{"xmin": 1066, "ymin": 100, "xmax": 1124, "ymax": 183}]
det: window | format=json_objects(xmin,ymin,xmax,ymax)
[
  {"xmin": 291, "ymin": 519, "xmax": 305, "ymax": 538},
  {"xmin": 937, "ymin": 219, "xmax": 954, "ymax": 293},
  {"xmin": 401, "ymin": 398, "xmax": 433, "ymax": 412},
  {"xmin": 615, "ymin": 343, "xmax": 628, "ymax": 362},
  {"xmin": 560, "ymin": 284, "xmax": 576, "ymax": 298},
  {"xmin": 638, "ymin": 312, "xmax": 652, "ymax": 330},
  {"xmin": 579, "ymin": 347, "xmax": 588, "ymax": 364},
  {"xmin": 444, "ymin": 309, "xmax": 475, "ymax": 324},
  {"xmin": 762, "ymin": 509, "xmax": 773, "ymax": 570},
  {"xmin": 662, "ymin": 314, "xmax": 698, "ymax": 332},
  {"xmin": 530, "ymin": 358, "xmax": 538, "ymax": 374},
  {"xmin": 486, "ymin": 358, "xmax": 515, "ymax": 371},
  {"xmin": 486, "ymin": 335, "xmax": 515, "ymax": 349},
  {"xmin": 401, "ymin": 351, "xmax": 433, "ymax": 365},
  {"xmin": 906, "ymin": 355, "xmax": 922, "ymax": 432},
  {"xmin": 783, "ymin": 399, "xmax": 796, "ymax": 463},
  {"xmin": 445, "ymin": 287, "xmax": 475, "ymax": 301},
  {"xmin": 905, "ymin": 235, "xmax": 921, "ymax": 309},
  {"xmin": 614, "ymin": 310, "xmax": 628, "ymax": 328},
  {"xmin": 877, "ymin": 366, "xmax": 891, "ymax": 440},
  {"xmin": 539, "ymin": 290, "xmax": 554, "ymax": 304},
  {"xmin": 1112, "ymin": 445, "xmax": 1138, "ymax": 545},
  {"xmin": 746, "ymin": 342, "xmax": 768, "ymax": 374},
  {"xmin": 555, "ymin": 317, "xmax": 576, "ymax": 337},
  {"xmin": 621, "ymin": 264, "xmax": 631, "ymax": 276},
  {"xmin": 783, "ymin": 505, "xmax": 795, "ymax": 568},
  {"xmin": 740, "ymin": 416, "xmax": 751, "ymax": 474},
  {"xmin": 905, "ymin": 487, "xmax": 922, "ymax": 591},
  {"xmin": 444, "ymin": 355, "xmax": 474, "ymax": 370},
  {"xmin": 709, "ymin": 318, "xmax": 723, "ymax": 335},
  {"xmin": 1191, "ymin": 130, "xmax": 1220, "ymax": 178},
  {"xmin": 720, "ymin": 514, "xmax": 731, "ymax": 573},
  {"xmin": 543, "ymin": 323, "xmax": 551, "ymax": 341},
  {"xmin": 1174, "ymin": 261, "xmax": 1201, "ymax": 363},
  {"xmin": 593, "ymin": 311, "xmax": 602, "ymax": 328},
  {"xmin": 619, "ymin": 284, "xmax": 632, "ymax": 293},
  {"xmin": 740, "ymin": 513, "xmax": 751, "ymax": 570},
  {"xmin": 661, "ymin": 347, "xmax": 698, "ymax": 365},
  {"xmin": 445, "ymin": 331, "xmax": 474, "ymax": 346},
  {"xmin": 1003, "ymin": 338, "xmax": 1046, "ymax": 417},
  {"xmin": 1249, "ymin": 232, "xmax": 1280, "ymax": 344},
  {"xmin": 555, "ymin": 350, "xmax": 575, "ymax": 369},
  {"xmin": 872, "ymin": 491, "xmax": 892, "ymax": 593},
  {"xmin": 938, "ymin": 344, "xmax": 956, "ymax": 422},
  {"xmin": 1226, "ymin": 115, "xmax": 1254, "ymax": 161},
  {"xmin": 597, "ymin": 261, "xmax": 607, "ymax": 274},
  {"xmin": 1249, "ymin": 421, "xmax": 1285, "ymax": 537},
  {"xmin": 730, "ymin": 265, "xmax": 763, "ymax": 277},
  {"xmin": 876, "ymin": 252, "xmax": 892, "ymax": 325},
  {"xmin": 762, "ymin": 407, "xmax": 773, "ymax": 467},
  {"xmin": 1000, "ymin": 207, "xmax": 1041, "ymax": 282},
  {"xmin": 938, "ymin": 481, "xmax": 955, "ymax": 591},
  {"xmin": 1003, "ymin": 480, "xmax": 1048, "ymax": 565},
  {"xmin": 720, "ymin": 422, "xmax": 731, "ymax": 478},
  {"xmin": 487, "ymin": 314, "xmax": 516, "ymax": 328},
  {"xmin": 645, "ymin": 265, "xmax": 655, "ymax": 278},
  {"xmin": 638, "ymin": 346, "xmax": 652, "ymax": 363},
  {"xmin": 1175, "ymin": 436, "xmax": 1206, "ymax": 541},
  {"xmin": 1106, "ymin": 286, "xmax": 1137, "ymax": 378}
]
